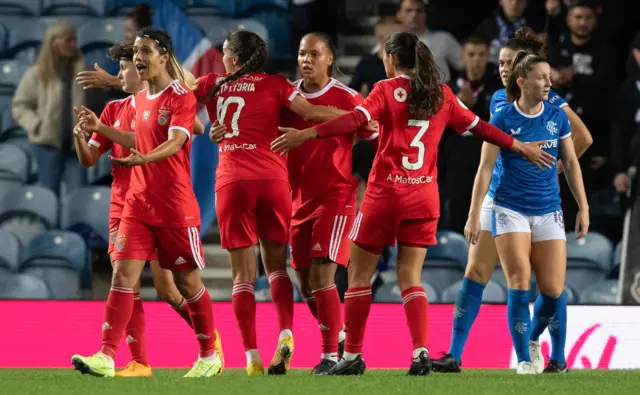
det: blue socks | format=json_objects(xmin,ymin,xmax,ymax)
[
  {"xmin": 448, "ymin": 277, "xmax": 485, "ymax": 363},
  {"xmin": 507, "ymin": 289, "xmax": 531, "ymax": 363},
  {"xmin": 530, "ymin": 292, "xmax": 567, "ymax": 364}
]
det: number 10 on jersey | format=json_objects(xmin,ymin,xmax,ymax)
[
  {"xmin": 216, "ymin": 96, "xmax": 245, "ymax": 138},
  {"xmin": 402, "ymin": 120, "xmax": 430, "ymax": 170}
]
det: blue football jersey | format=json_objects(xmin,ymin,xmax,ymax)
[
  {"xmin": 486, "ymin": 88, "xmax": 568, "ymax": 198},
  {"xmin": 490, "ymin": 102, "xmax": 571, "ymax": 216}
]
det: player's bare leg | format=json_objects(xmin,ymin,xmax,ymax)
[
  {"xmin": 294, "ymin": 267, "xmax": 316, "ymax": 318},
  {"xmin": 260, "ymin": 239, "xmax": 295, "ymax": 375},
  {"xmin": 173, "ymin": 269, "xmax": 222, "ymax": 377},
  {"xmin": 329, "ymin": 243, "xmax": 379, "ymax": 376},
  {"xmin": 72, "ymin": 259, "xmax": 146, "ymax": 377},
  {"xmin": 397, "ymin": 245, "xmax": 431, "ymax": 376},
  {"xmin": 229, "ymin": 246, "xmax": 263, "ymax": 376},
  {"xmin": 495, "ymin": 232, "xmax": 536, "ymax": 374},
  {"xmin": 434, "ymin": 230, "xmax": 499, "ymax": 373},
  {"xmin": 530, "ymin": 240, "xmax": 568, "ymax": 374},
  {"xmin": 308, "ymin": 258, "xmax": 342, "ymax": 374}
]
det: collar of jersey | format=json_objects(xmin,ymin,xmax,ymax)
[
  {"xmin": 297, "ymin": 78, "xmax": 336, "ymax": 99},
  {"xmin": 514, "ymin": 100, "xmax": 544, "ymax": 119},
  {"xmin": 146, "ymin": 79, "xmax": 179, "ymax": 100}
]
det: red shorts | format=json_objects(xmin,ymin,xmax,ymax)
[
  {"xmin": 290, "ymin": 214, "xmax": 354, "ymax": 269},
  {"xmin": 216, "ymin": 180, "xmax": 291, "ymax": 249},
  {"xmin": 111, "ymin": 216, "xmax": 204, "ymax": 271},
  {"xmin": 350, "ymin": 211, "xmax": 438, "ymax": 254},
  {"xmin": 107, "ymin": 203, "xmax": 161, "ymax": 259}
]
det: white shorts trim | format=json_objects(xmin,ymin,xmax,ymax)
[
  {"xmin": 492, "ymin": 205, "xmax": 566, "ymax": 242},
  {"xmin": 480, "ymin": 195, "xmax": 494, "ymax": 232}
]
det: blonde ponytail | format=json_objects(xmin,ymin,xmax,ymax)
[{"xmin": 168, "ymin": 53, "xmax": 197, "ymax": 90}]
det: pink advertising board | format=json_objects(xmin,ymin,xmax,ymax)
[{"xmin": 0, "ymin": 302, "xmax": 638, "ymax": 369}]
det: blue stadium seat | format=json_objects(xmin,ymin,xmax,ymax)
[
  {"xmin": 0, "ymin": 1, "xmax": 41, "ymax": 16},
  {"xmin": 77, "ymin": 18, "xmax": 124, "ymax": 50},
  {"xmin": 0, "ymin": 143, "xmax": 30, "ymax": 184},
  {"xmin": 428, "ymin": 230, "xmax": 469, "ymax": 266},
  {"xmin": 246, "ymin": 8, "xmax": 290, "ymax": 60},
  {"xmin": 0, "ymin": 59, "xmax": 30, "ymax": 94},
  {"xmin": 83, "ymin": 47, "xmax": 119, "ymax": 77},
  {"xmin": 3, "ymin": 18, "xmax": 49, "ymax": 64},
  {"xmin": 238, "ymin": 0, "xmax": 288, "ymax": 15},
  {"xmin": 61, "ymin": 186, "xmax": 111, "ymax": 248},
  {"xmin": 104, "ymin": 0, "xmax": 147, "ymax": 16},
  {"xmin": 254, "ymin": 275, "xmax": 271, "ymax": 301},
  {"xmin": 565, "ymin": 232, "xmax": 612, "ymax": 290},
  {"xmin": 374, "ymin": 280, "xmax": 438, "ymax": 303},
  {"xmin": 184, "ymin": 3, "xmax": 233, "ymax": 20},
  {"xmin": 0, "ymin": 273, "xmax": 51, "ymax": 299},
  {"xmin": 0, "ymin": 229, "xmax": 21, "ymax": 272},
  {"xmin": 4, "ymin": 139, "xmax": 36, "ymax": 183},
  {"xmin": 206, "ymin": 18, "xmax": 269, "ymax": 47},
  {"xmin": 579, "ymin": 280, "xmax": 618, "ymax": 305},
  {"xmin": 490, "ymin": 267, "xmax": 507, "ymax": 288},
  {"xmin": 86, "ymin": 153, "xmax": 113, "ymax": 185},
  {"xmin": 20, "ymin": 230, "xmax": 87, "ymax": 299},
  {"xmin": 441, "ymin": 280, "xmax": 506, "ymax": 303},
  {"xmin": 0, "ymin": 185, "xmax": 59, "ymax": 246},
  {"xmin": 589, "ymin": 189, "xmax": 622, "ymax": 218},
  {"xmin": 564, "ymin": 285, "xmax": 578, "ymax": 304},
  {"xmin": 1, "ymin": 109, "xmax": 27, "ymax": 141},
  {"xmin": 190, "ymin": 0, "xmax": 236, "ymax": 14},
  {"xmin": 41, "ymin": 0, "xmax": 106, "ymax": 16}
]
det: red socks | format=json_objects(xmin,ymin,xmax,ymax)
[
  {"xmin": 343, "ymin": 286, "xmax": 372, "ymax": 354},
  {"xmin": 101, "ymin": 287, "xmax": 134, "ymax": 359},
  {"xmin": 306, "ymin": 296, "xmax": 318, "ymax": 319},
  {"xmin": 186, "ymin": 286, "xmax": 216, "ymax": 358},
  {"xmin": 268, "ymin": 270, "xmax": 294, "ymax": 332},
  {"xmin": 232, "ymin": 282, "xmax": 258, "ymax": 350},
  {"xmin": 313, "ymin": 284, "xmax": 342, "ymax": 354},
  {"xmin": 172, "ymin": 299, "xmax": 193, "ymax": 327},
  {"xmin": 402, "ymin": 286, "xmax": 429, "ymax": 349},
  {"xmin": 124, "ymin": 292, "xmax": 148, "ymax": 365}
]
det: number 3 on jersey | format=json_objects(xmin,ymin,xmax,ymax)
[
  {"xmin": 216, "ymin": 96, "xmax": 245, "ymax": 138},
  {"xmin": 402, "ymin": 120, "xmax": 429, "ymax": 170}
]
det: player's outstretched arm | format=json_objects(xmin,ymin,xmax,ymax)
[
  {"xmin": 465, "ymin": 143, "xmax": 499, "ymax": 244},
  {"xmin": 76, "ymin": 64, "xmax": 121, "ymax": 90},
  {"xmin": 111, "ymin": 130, "xmax": 187, "ymax": 167},
  {"xmin": 77, "ymin": 106, "xmax": 136, "ymax": 149},
  {"xmin": 559, "ymin": 137, "xmax": 590, "ymax": 239},
  {"xmin": 289, "ymin": 95, "xmax": 348, "ymax": 123}
]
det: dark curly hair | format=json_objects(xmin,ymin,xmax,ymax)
[
  {"xmin": 199, "ymin": 29, "xmax": 267, "ymax": 104},
  {"xmin": 504, "ymin": 27, "xmax": 547, "ymax": 58},
  {"xmin": 384, "ymin": 32, "xmax": 443, "ymax": 118},
  {"xmin": 108, "ymin": 41, "xmax": 134, "ymax": 61}
]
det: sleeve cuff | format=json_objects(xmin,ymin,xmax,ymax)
[
  {"xmin": 466, "ymin": 116, "xmax": 480, "ymax": 130},
  {"xmin": 560, "ymin": 132, "xmax": 572, "ymax": 140},
  {"xmin": 170, "ymin": 126, "xmax": 191, "ymax": 140},
  {"xmin": 355, "ymin": 106, "xmax": 371, "ymax": 122},
  {"xmin": 363, "ymin": 132, "xmax": 379, "ymax": 141},
  {"xmin": 88, "ymin": 139, "xmax": 100, "ymax": 148},
  {"xmin": 288, "ymin": 91, "xmax": 300, "ymax": 102}
]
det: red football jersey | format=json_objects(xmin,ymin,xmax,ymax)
[
  {"xmin": 194, "ymin": 72, "xmax": 301, "ymax": 191},
  {"xmin": 283, "ymin": 78, "xmax": 378, "ymax": 223},
  {"xmin": 356, "ymin": 76, "xmax": 479, "ymax": 219},
  {"xmin": 124, "ymin": 80, "xmax": 200, "ymax": 228},
  {"xmin": 88, "ymin": 95, "xmax": 137, "ymax": 208}
]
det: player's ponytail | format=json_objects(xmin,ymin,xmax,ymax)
[
  {"xmin": 505, "ymin": 27, "xmax": 547, "ymax": 58},
  {"xmin": 384, "ymin": 32, "xmax": 443, "ymax": 118},
  {"xmin": 136, "ymin": 28, "xmax": 197, "ymax": 90},
  {"xmin": 199, "ymin": 30, "xmax": 267, "ymax": 104},
  {"xmin": 506, "ymin": 50, "xmax": 547, "ymax": 102}
]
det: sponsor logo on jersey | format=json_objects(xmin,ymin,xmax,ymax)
[
  {"xmin": 143, "ymin": 110, "xmax": 150, "ymax": 122},
  {"xmin": 394, "ymin": 87, "xmax": 407, "ymax": 102},
  {"xmin": 386, "ymin": 174, "xmax": 433, "ymax": 184},
  {"xmin": 539, "ymin": 140, "xmax": 558, "ymax": 149},
  {"xmin": 158, "ymin": 108, "xmax": 171, "ymax": 126},
  {"xmin": 219, "ymin": 143, "xmax": 257, "ymax": 152},
  {"xmin": 113, "ymin": 119, "xmax": 120, "ymax": 128},
  {"xmin": 116, "ymin": 236, "xmax": 126, "ymax": 251},
  {"xmin": 510, "ymin": 128, "xmax": 521, "ymax": 135},
  {"xmin": 495, "ymin": 106, "xmax": 503, "ymax": 112},
  {"xmin": 553, "ymin": 210, "xmax": 564, "ymax": 229},
  {"xmin": 546, "ymin": 120, "xmax": 558, "ymax": 135}
]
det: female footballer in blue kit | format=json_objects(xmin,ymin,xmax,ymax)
[
  {"xmin": 489, "ymin": 51, "xmax": 589, "ymax": 374},
  {"xmin": 433, "ymin": 28, "xmax": 592, "ymax": 374}
]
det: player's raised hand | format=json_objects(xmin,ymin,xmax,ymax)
[
  {"xmin": 464, "ymin": 213, "xmax": 482, "ymax": 245},
  {"xmin": 209, "ymin": 120, "xmax": 227, "ymax": 143},
  {"xmin": 511, "ymin": 140, "xmax": 556, "ymax": 170},
  {"xmin": 76, "ymin": 63, "xmax": 118, "ymax": 90},
  {"xmin": 77, "ymin": 106, "xmax": 101, "ymax": 132},
  {"xmin": 272, "ymin": 127, "xmax": 314, "ymax": 155},
  {"xmin": 110, "ymin": 148, "xmax": 148, "ymax": 167},
  {"xmin": 575, "ymin": 208, "xmax": 590, "ymax": 239}
]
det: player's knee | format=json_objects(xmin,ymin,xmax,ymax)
[
  {"xmin": 155, "ymin": 282, "xmax": 183, "ymax": 305},
  {"xmin": 396, "ymin": 266, "xmax": 421, "ymax": 291},
  {"xmin": 309, "ymin": 258, "xmax": 334, "ymax": 289},
  {"xmin": 504, "ymin": 271, "xmax": 530, "ymax": 290},
  {"xmin": 464, "ymin": 262, "xmax": 492, "ymax": 284},
  {"xmin": 111, "ymin": 261, "xmax": 140, "ymax": 288},
  {"xmin": 537, "ymin": 281, "xmax": 564, "ymax": 298},
  {"xmin": 172, "ymin": 270, "xmax": 202, "ymax": 298}
]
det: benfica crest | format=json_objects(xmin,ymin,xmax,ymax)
[{"xmin": 158, "ymin": 108, "xmax": 171, "ymax": 126}]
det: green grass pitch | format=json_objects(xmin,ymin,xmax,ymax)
[{"xmin": 2, "ymin": 369, "xmax": 640, "ymax": 395}]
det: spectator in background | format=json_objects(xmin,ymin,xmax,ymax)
[
  {"xmin": 611, "ymin": 34, "xmax": 640, "ymax": 195},
  {"xmin": 76, "ymin": 4, "xmax": 152, "ymax": 90},
  {"xmin": 12, "ymin": 22, "xmax": 95, "ymax": 195},
  {"xmin": 548, "ymin": 0, "xmax": 615, "ymax": 187},
  {"xmin": 349, "ymin": 17, "xmax": 402, "ymax": 96},
  {"xmin": 378, "ymin": 0, "xmax": 462, "ymax": 83},
  {"xmin": 439, "ymin": 37, "xmax": 501, "ymax": 233},
  {"xmin": 474, "ymin": 0, "xmax": 530, "ymax": 64}
]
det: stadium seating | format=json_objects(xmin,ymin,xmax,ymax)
[
  {"xmin": 614, "ymin": 241, "xmax": 623, "ymax": 267},
  {"xmin": 2, "ymin": 17, "xmax": 48, "ymax": 63},
  {"xmin": 0, "ymin": 229, "xmax": 21, "ymax": 272},
  {"xmin": 0, "ymin": 59, "xmax": 29, "ymax": 94},
  {"xmin": 373, "ymin": 280, "xmax": 438, "ymax": 303},
  {"xmin": 86, "ymin": 153, "xmax": 112, "ymax": 185},
  {"xmin": 104, "ymin": 0, "xmax": 144, "ymax": 16},
  {"xmin": 421, "ymin": 230, "xmax": 468, "ymax": 294},
  {"xmin": 0, "ymin": 144, "xmax": 30, "ymax": 201},
  {"xmin": 0, "ymin": 185, "xmax": 59, "ymax": 246},
  {"xmin": 0, "ymin": 273, "xmax": 51, "ymax": 299},
  {"xmin": 564, "ymin": 285, "xmax": 578, "ymax": 304},
  {"xmin": 20, "ymin": 230, "xmax": 88, "ymax": 299},
  {"xmin": 0, "ymin": 1, "xmax": 41, "ymax": 16},
  {"xmin": 238, "ymin": 0, "xmax": 288, "ymax": 15},
  {"xmin": 245, "ymin": 7, "xmax": 290, "ymax": 60},
  {"xmin": 441, "ymin": 280, "xmax": 506, "ymax": 303},
  {"xmin": 579, "ymin": 280, "xmax": 618, "ymax": 304},
  {"xmin": 41, "ymin": 0, "xmax": 106, "ymax": 16},
  {"xmin": 77, "ymin": 17, "xmax": 123, "ymax": 49},
  {"xmin": 206, "ymin": 18, "xmax": 269, "ymax": 47},
  {"xmin": 565, "ymin": 231, "xmax": 613, "ymax": 290},
  {"xmin": 61, "ymin": 186, "xmax": 111, "ymax": 248},
  {"xmin": 1, "ymin": 109, "xmax": 27, "ymax": 141}
]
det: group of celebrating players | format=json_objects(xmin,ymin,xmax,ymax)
[{"xmin": 68, "ymin": 24, "xmax": 591, "ymax": 378}]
